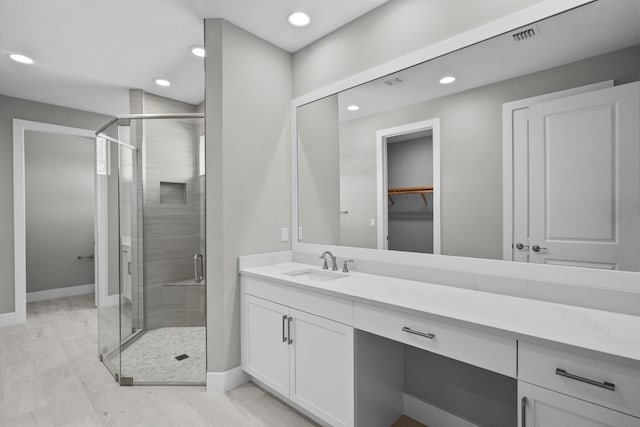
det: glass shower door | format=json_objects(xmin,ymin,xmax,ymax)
[
  {"xmin": 97, "ymin": 114, "xmax": 205, "ymax": 385},
  {"xmin": 117, "ymin": 116, "xmax": 206, "ymax": 385},
  {"xmin": 96, "ymin": 122, "xmax": 142, "ymax": 384}
]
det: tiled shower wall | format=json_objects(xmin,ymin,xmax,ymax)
[{"xmin": 130, "ymin": 90, "xmax": 205, "ymax": 330}]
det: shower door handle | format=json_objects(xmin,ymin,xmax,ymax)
[{"xmin": 194, "ymin": 254, "xmax": 204, "ymax": 283}]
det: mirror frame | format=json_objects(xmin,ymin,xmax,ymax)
[{"xmin": 290, "ymin": 0, "xmax": 640, "ymax": 293}]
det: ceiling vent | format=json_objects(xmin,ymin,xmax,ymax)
[
  {"xmin": 512, "ymin": 25, "xmax": 539, "ymax": 42},
  {"xmin": 383, "ymin": 75, "xmax": 407, "ymax": 86}
]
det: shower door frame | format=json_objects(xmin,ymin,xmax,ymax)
[{"xmin": 95, "ymin": 113, "xmax": 206, "ymax": 386}]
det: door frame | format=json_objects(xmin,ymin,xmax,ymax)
[
  {"xmin": 501, "ymin": 81, "xmax": 613, "ymax": 262},
  {"xmin": 5, "ymin": 119, "xmax": 97, "ymax": 326},
  {"xmin": 376, "ymin": 118, "xmax": 441, "ymax": 253}
]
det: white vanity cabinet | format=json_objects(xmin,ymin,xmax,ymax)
[
  {"xmin": 288, "ymin": 308, "xmax": 354, "ymax": 427},
  {"xmin": 518, "ymin": 341, "xmax": 640, "ymax": 426},
  {"xmin": 239, "ymin": 259, "xmax": 640, "ymax": 427},
  {"xmin": 241, "ymin": 278, "xmax": 355, "ymax": 427},
  {"xmin": 242, "ymin": 295, "xmax": 291, "ymax": 397},
  {"xmin": 518, "ymin": 382, "xmax": 640, "ymax": 427}
]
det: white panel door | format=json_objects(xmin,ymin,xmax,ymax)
[
  {"xmin": 506, "ymin": 81, "xmax": 613, "ymax": 262},
  {"xmin": 528, "ymin": 82, "xmax": 640, "ymax": 270},
  {"xmin": 518, "ymin": 381, "xmax": 640, "ymax": 427},
  {"xmin": 289, "ymin": 309, "xmax": 354, "ymax": 427},
  {"xmin": 512, "ymin": 107, "xmax": 531, "ymax": 263},
  {"xmin": 242, "ymin": 295, "xmax": 290, "ymax": 397}
]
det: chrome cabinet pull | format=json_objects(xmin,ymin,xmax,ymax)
[
  {"xmin": 402, "ymin": 326, "xmax": 435, "ymax": 339},
  {"xmin": 532, "ymin": 245, "xmax": 547, "ymax": 253},
  {"xmin": 521, "ymin": 396, "xmax": 527, "ymax": 427},
  {"xmin": 514, "ymin": 242, "xmax": 529, "ymax": 250},
  {"xmin": 282, "ymin": 315, "xmax": 288, "ymax": 343},
  {"xmin": 287, "ymin": 316, "xmax": 293, "ymax": 345},
  {"xmin": 555, "ymin": 368, "xmax": 615, "ymax": 391}
]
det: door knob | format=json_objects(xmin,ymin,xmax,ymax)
[
  {"xmin": 532, "ymin": 245, "xmax": 547, "ymax": 253},
  {"xmin": 514, "ymin": 243, "xmax": 529, "ymax": 250}
]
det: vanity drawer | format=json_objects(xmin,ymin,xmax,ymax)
[
  {"xmin": 354, "ymin": 302, "xmax": 516, "ymax": 377},
  {"xmin": 519, "ymin": 340, "xmax": 640, "ymax": 418}
]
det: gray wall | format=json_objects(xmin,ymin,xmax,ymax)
[
  {"xmin": 25, "ymin": 131, "xmax": 95, "ymax": 292},
  {"xmin": 292, "ymin": 0, "xmax": 547, "ymax": 97},
  {"xmin": 298, "ymin": 95, "xmax": 341, "ymax": 245},
  {"xmin": 0, "ymin": 95, "xmax": 109, "ymax": 314},
  {"xmin": 387, "ymin": 136, "xmax": 433, "ymax": 253},
  {"xmin": 334, "ymin": 45, "xmax": 640, "ymax": 260},
  {"xmin": 205, "ymin": 19, "xmax": 292, "ymax": 372}
]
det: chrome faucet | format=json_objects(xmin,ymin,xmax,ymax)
[{"xmin": 319, "ymin": 251, "xmax": 339, "ymax": 271}]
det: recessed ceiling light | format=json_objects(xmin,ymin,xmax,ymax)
[
  {"xmin": 347, "ymin": 105, "xmax": 360, "ymax": 111},
  {"xmin": 8, "ymin": 53, "xmax": 34, "ymax": 64},
  {"xmin": 190, "ymin": 45, "xmax": 205, "ymax": 58},
  {"xmin": 154, "ymin": 78, "xmax": 171, "ymax": 87},
  {"xmin": 288, "ymin": 12, "xmax": 311, "ymax": 27},
  {"xmin": 439, "ymin": 76, "xmax": 456, "ymax": 85}
]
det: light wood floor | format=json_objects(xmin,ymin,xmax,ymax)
[{"xmin": 0, "ymin": 294, "xmax": 317, "ymax": 427}]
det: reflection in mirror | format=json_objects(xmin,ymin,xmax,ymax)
[{"xmin": 297, "ymin": 0, "xmax": 640, "ymax": 271}]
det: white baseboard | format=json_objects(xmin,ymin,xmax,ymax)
[
  {"xmin": 206, "ymin": 366, "xmax": 249, "ymax": 393},
  {"xmin": 404, "ymin": 394, "xmax": 479, "ymax": 427},
  {"xmin": 98, "ymin": 293, "xmax": 120, "ymax": 308},
  {"xmin": 27, "ymin": 283, "xmax": 94, "ymax": 303},
  {"xmin": 0, "ymin": 311, "xmax": 21, "ymax": 327}
]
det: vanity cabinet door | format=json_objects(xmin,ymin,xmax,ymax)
[
  {"xmin": 289, "ymin": 309, "xmax": 354, "ymax": 427},
  {"xmin": 242, "ymin": 295, "xmax": 290, "ymax": 397},
  {"xmin": 518, "ymin": 381, "xmax": 640, "ymax": 427}
]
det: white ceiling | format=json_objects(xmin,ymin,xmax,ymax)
[
  {"xmin": 0, "ymin": 0, "xmax": 389, "ymax": 116},
  {"xmin": 338, "ymin": 0, "xmax": 640, "ymax": 122}
]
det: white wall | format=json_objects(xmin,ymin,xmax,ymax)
[
  {"xmin": 292, "ymin": 0, "xmax": 548, "ymax": 96},
  {"xmin": 25, "ymin": 131, "xmax": 95, "ymax": 293},
  {"xmin": 205, "ymin": 19, "xmax": 292, "ymax": 372}
]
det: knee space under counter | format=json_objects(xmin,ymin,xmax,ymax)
[{"xmin": 355, "ymin": 330, "xmax": 516, "ymax": 427}]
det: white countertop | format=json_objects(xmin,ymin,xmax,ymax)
[{"xmin": 240, "ymin": 262, "xmax": 640, "ymax": 362}]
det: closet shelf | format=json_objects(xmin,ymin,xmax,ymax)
[{"xmin": 388, "ymin": 186, "xmax": 433, "ymax": 205}]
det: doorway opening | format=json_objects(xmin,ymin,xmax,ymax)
[
  {"xmin": 376, "ymin": 119, "xmax": 441, "ymax": 254},
  {"xmin": 25, "ymin": 130, "xmax": 96, "ymax": 304},
  {"xmin": 11, "ymin": 120, "xmax": 98, "ymax": 326}
]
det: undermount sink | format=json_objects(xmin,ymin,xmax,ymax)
[{"xmin": 284, "ymin": 268, "xmax": 348, "ymax": 283}]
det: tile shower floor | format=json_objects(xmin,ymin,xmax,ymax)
[{"xmin": 120, "ymin": 326, "xmax": 206, "ymax": 383}]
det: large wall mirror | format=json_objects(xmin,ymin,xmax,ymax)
[{"xmin": 296, "ymin": 0, "xmax": 640, "ymax": 272}]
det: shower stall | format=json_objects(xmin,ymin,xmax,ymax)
[{"xmin": 95, "ymin": 113, "xmax": 206, "ymax": 385}]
